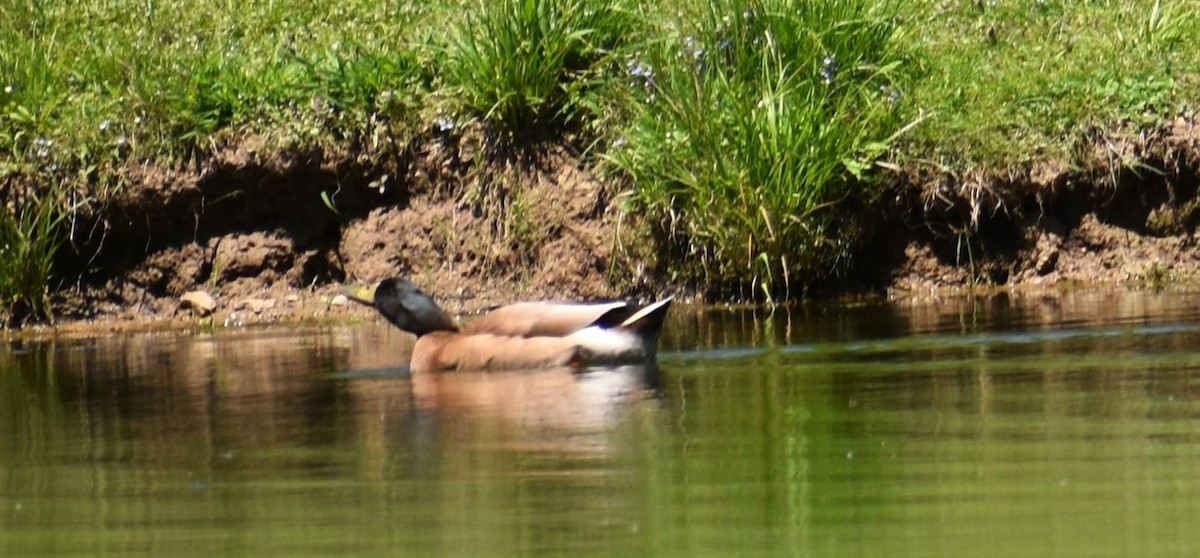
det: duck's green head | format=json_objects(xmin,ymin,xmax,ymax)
[{"xmin": 342, "ymin": 278, "xmax": 458, "ymax": 336}]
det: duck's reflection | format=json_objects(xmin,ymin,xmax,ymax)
[
  {"xmin": 1, "ymin": 325, "xmax": 664, "ymax": 485},
  {"xmin": 415, "ymin": 364, "xmax": 657, "ymax": 429},
  {"xmin": 343, "ymin": 364, "xmax": 661, "ymax": 460}
]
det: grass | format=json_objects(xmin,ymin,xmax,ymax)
[
  {"xmin": 0, "ymin": 0, "xmax": 431, "ymax": 167},
  {"xmin": 605, "ymin": 0, "xmax": 911, "ymax": 295},
  {"xmin": 1, "ymin": 0, "xmax": 1199, "ymax": 318},
  {"xmin": 899, "ymin": 0, "xmax": 1200, "ymax": 167},
  {"xmin": 0, "ymin": 185, "xmax": 70, "ymax": 324},
  {"xmin": 444, "ymin": 0, "xmax": 639, "ymax": 137}
]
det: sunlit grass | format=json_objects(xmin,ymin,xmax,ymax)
[
  {"xmin": 444, "ymin": 0, "xmax": 640, "ymax": 138},
  {"xmin": 899, "ymin": 0, "xmax": 1200, "ymax": 168},
  {"xmin": 605, "ymin": 0, "xmax": 911, "ymax": 295},
  {"xmin": 0, "ymin": 0, "xmax": 432, "ymax": 167}
]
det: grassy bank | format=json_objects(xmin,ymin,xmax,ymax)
[
  {"xmin": 604, "ymin": 0, "xmax": 912, "ymax": 295},
  {"xmin": 902, "ymin": 1, "xmax": 1198, "ymax": 167},
  {"xmin": 2, "ymin": 0, "xmax": 1198, "ymax": 321}
]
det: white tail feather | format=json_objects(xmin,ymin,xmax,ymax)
[{"xmin": 620, "ymin": 297, "xmax": 673, "ymax": 329}]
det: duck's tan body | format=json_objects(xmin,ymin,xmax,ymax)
[
  {"xmin": 412, "ymin": 331, "xmax": 578, "ymax": 371},
  {"xmin": 343, "ymin": 278, "xmax": 671, "ymax": 373},
  {"xmin": 410, "ymin": 302, "xmax": 666, "ymax": 372}
]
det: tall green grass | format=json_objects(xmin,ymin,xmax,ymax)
[
  {"xmin": 444, "ymin": 0, "xmax": 639, "ymax": 137},
  {"xmin": 0, "ymin": 187, "xmax": 69, "ymax": 324},
  {"xmin": 607, "ymin": 0, "xmax": 910, "ymax": 295}
]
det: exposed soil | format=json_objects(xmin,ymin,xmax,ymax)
[
  {"xmin": 44, "ymin": 128, "xmax": 637, "ymax": 333},
  {"xmin": 866, "ymin": 114, "xmax": 1200, "ymax": 294},
  {"xmin": 24, "ymin": 114, "xmax": 1200, "ymax": 334}
]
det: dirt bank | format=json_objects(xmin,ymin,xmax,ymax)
[
  {"xmin": 34, "ymin": 114, "xmax": 1200, "ymax": 333},
  {"xmin": 47, "ymin": 129, "xmax": 640, "ymax": 332},
  {"xmin": 868, "ymin": 114, "xmax": 1200, "ymax": 293}
]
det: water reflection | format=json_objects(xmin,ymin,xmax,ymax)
[
  {"xmin": 0, "ymin": 326, "xmax": 665, "ymax": 556},
  {"xmin": 4, "ymin": 289, "xmax": 1200, "ymax": 557},
  {"xmin": 661, "ymin": 289, "xmax": 1200, "ymax": 351},
  {"xmin": 411, "ymin": 365, "xmax": 655, "ymax": 450}
]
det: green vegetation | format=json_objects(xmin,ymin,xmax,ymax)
[
  {"xmin": 2, "ymin": 0, "xmax": 1199, "ymax": 320},
  {"xmin": 444, "ymin": 0, "xmax": 637, "ymax": 136},
  {"xmin": 901, "ymin": 0, "xmax": 1199, "ymax": 166},
  {"xmin": 605, "ymin": 0, "xmax": 910, "ymax": 294},
  {"xmin": 1, "ymin": 0, "xmax": 429, "ymax": 167},
  {"xmin": 0, "ymin": 186, "xmax": 69, "ymax": 322}
]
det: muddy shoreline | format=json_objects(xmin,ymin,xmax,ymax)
[{"xmin": 23, "ymin": 115, "xmax": 1200, "ymax": 334}]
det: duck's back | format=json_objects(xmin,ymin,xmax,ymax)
[{"xmin": 463, "ymin": 302, "xmax": 629, "ymax": 337}]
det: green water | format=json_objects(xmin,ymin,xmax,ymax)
[{"xmin": 4, "ymin": 291, "xmax": 1200, "ymax": 557}]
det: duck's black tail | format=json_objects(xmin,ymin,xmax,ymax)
[
  {"xmin": 619, "ymin": 298, "xmax": 673, "ymax": 359},
  {"xmin": 619, "ymin": 298, "xmax": 672, "ymax": 335}
]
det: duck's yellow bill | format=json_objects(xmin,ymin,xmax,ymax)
[{"xmin": 340, "ymin": 282, "xmax": 379, "ymax": 305}]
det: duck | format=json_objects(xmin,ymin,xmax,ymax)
[{"xmin": 342, "ymin": 277, "xmax": 672, "ymax": 373}]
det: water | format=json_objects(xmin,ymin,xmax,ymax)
[{"xmin": 4, "ymin": 291, "xmax": 1200, "ymax": 557}]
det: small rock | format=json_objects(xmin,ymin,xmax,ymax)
[
  {"xmin": 180, "ymin": 291, "xmax": 217, "ymax": 316},
  {"xmin": 330, "ymin": 294, "xmax": 350, "ymax": 306}
]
